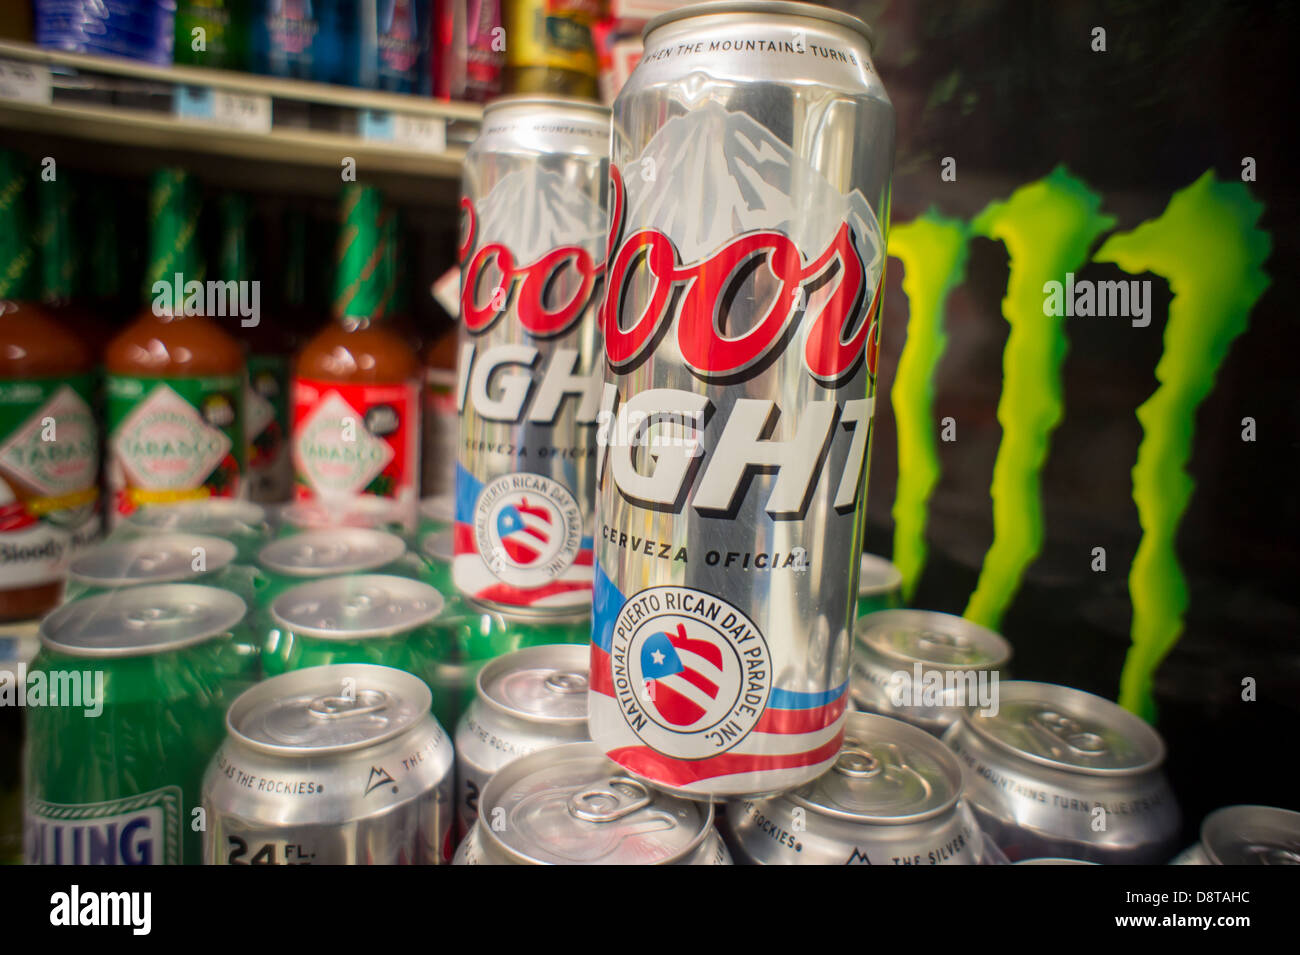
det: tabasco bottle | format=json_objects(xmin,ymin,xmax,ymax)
[
  {"xmin": 0, "ymin": 150, "xmax": 100, "ymax": 620},
  {"xmin": 291, "ymin": 185, "xmax": 421, "ymax": 531},
  {"xmin": 219, "ymin": 193, "xmax": 293, "ymax": 503},
  {"xmin": 105, "ymin": 169, "xmax": 246, "ymax": 525}
]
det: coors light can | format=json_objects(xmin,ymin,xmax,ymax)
[
  {"xmin": 589, "ymin": 1, "xmax": 895, "ymax": 797},
  {"xmin": 454, "ymin": 95, "xmax": 610, "ymax": 614}
]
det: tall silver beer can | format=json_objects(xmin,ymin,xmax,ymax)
[
  {"xmin": 454, "ymin": 95, "xmax": 610, "ymax": 614},
  {"xmin": 202, "ymin": 663, "xmax": 455, "ymax": 864},
  {"xmin": 589, "ymin": 1, "xmax": 896, "ymax": 797}
]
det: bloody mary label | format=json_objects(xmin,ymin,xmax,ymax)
[
  {"xmin": 291, "ymin": 377, "xmax": 420, "ymax": 528},
  {"xmin": 106, "ymin": 374, "xmax": 245, "ymax": 522},
  {"xmin": 246, "ymin": 353, "xmax": 291, "ymax": 503},
  {"xmin": 0, "ymin": 375, "xmax": 100, "ymax": 587}
]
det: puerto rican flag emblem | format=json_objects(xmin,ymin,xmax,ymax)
[
  {"xmin": 495, "ymin": 496, "xmax": 553, "ymax": 567},
  {"xmin": 589, "ymin": 573, "xmax": 848, "ymax": 796},
  {"xmin": 640, "ymin": 623, "xmax": 724, "ymax": 727},
  {"xmin": 454, "ymin": 465, "xmax": 594, "ymax": 610}
]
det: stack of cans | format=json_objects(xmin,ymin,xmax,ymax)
[{"xmin": 19, "ymin": 1, "xmax": 1237, "ymax": 870}]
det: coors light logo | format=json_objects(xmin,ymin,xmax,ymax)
[
  {"xmin": 599, "ymin": 103, "xmax": 886, "ymax": 519},
  {"xmin": 460, "ymin": 165, "xmax": 606, "ymax": 340}
]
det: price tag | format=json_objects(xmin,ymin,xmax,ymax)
[
  {"xmin": 0, "ymin": 59, "xmax": 52, "ymax": 104},
  {"xmin": 361, "ymin": 109, "xmax": 447, "ymax": 153},
  {"xmin": 175, "ymin": 85, "xmax": 272, "ymax": 133}
]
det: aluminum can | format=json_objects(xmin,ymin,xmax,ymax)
[
  {"xmin": 124, "ymin": 499, "xmax": 271, "ymax": 563},
  {"xmin": 1169, "ymin": 805, "xmax": 1300, "ymax": 865},
  {"xmin": 856, "ymin": 552, "xmax": 903, "ymax": 618},
  {"xmin": 25, "ymin": 584, "xmax": 257, "ymax": 865},
  {"xmin": 589, "ymin": 1, "xmax": 895, "ymax": 798},
  {"xmin": 203, "ymin": 663, "xmax": 454, "ymax": 864},
  {"xmin": 255, "ymin": 527, "xmax": 430, "ymax": 610},
  {"xmin": 273, "ymin": 498, "xmax": 408, "ymax": 538},
  {"xmin": 454, "ymin": 643, "xmax": 591, "ymax": 835},
  {"xmin": 453, "ymin": 742, "xmax": 732, "ymax": 864},
  {"xmin": 726, "ymin": 711, "xmax": 994, "ymax": 865},
  {"xmin": 850, "ymin": 609, "xmax": 1011, "ymax": 735},
  {"xmin": 943, "ymin": 681, "xmax": 1181, "ymax": 864},
  {"xmin": 502, "ymin": 0, "xmax": 600, "ymax": 99},
  {"xmin": 454, "ymin": 95, "xmax": 609, "ymax": 615},
  {"xmin": 416, "ymin": 497, "xmax": 455, "ymax": 596},
  {"xmin": 434, "ymin": 0, "xmax": 504, "ymax": 103},
  {"xmin": 263, "ymin": 574, "xmax": 446, "ymax": 682},
  {"xmin": 64, "ymin": 532, "xmax": 241, "ymax": 602},
  {"xmin": 424, "ymin": 601, "xmax": 590, "ymax": 732}
]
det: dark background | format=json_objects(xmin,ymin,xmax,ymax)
[{"xmin": 839, "ymin": 0, "xmax": 1298, "ymax": 838}]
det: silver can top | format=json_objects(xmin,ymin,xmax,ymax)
[
  {"xmin": 857, "ymin": 609, "xmax": 1011, "ymax": 670},
  {"xmin": 477, "ymin": 644, "xmax": 590, "ymax": 726},
  {"xmin": 419, "ymin": 494, "xmax": 454, "ymax": 525},
  {"xmin": 126, "ymin": 499, "xmax": 267, "ymax": 536},
  {"xmin": 857, "ymin": 553, "xmax": 903, "ymax": 598},
  {"xmin": 277, "ymin": 498, "xmax": 400, "ymax": 530},
  {"xmin": 259, "ymin": 528, "xmax": 407, "ymax": 578},
  {"xmin": 645, "ymin": 0, "xmax": 876, "ymax": 48},
  {"xmin": 419, "ymin": 528, "xmax": 453, "ymax": 565},
  {"xmin": 40, "ymin": 584, "xmax": 247, "ymax": 658},
  {"xmin": 272, "ymin": 575, "xmax": 445, "ymax": 639},
  {"xmin": 790, "ymin": 712, "xmax": 962, "ymax": 824},
  {"xmin": 1201, "ymin": 805, "xmax": 1300, "ymax": 865},
  {"xmin": 227, "ymin": 663, "xmax": 433, "ymax": 756},
  {"xmin": 69, "ymin": 533, "xmax": 237, "ymax": 587},
  {"xmin": 479, "ymin": 742, "xmax": 712, "ymax": 864},
  {"xmin": 461, "ymin": 596, "xmax": 591, "ymax": 626},
  {"xmin": 961, "ymin": 681, "xmax": 1166, "ymax": 776},
  {"xmin": 482, "ymin": 94, "xmax": 611, "ymax": 119}
]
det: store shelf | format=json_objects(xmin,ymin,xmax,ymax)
[{"xmin": 0, "ymin": 40, "xmax": 479, "ymax": 187}]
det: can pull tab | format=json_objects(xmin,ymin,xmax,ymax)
[
  {"xmin": 125, "ymin": 603, "xmax": 198, "ymax": 628},
  {"xmin": 567, "ymin": 776, "xmax": 652, "ymax": 823},
  {"xmin": 915, "ymin": 628, "xmax": 971, "ymax": 656},
  {"xmin": 835, "ymin": 746, "xmax": 883, "ymax": 778},
  {"xmin": 545, "ymin": 671, "xmax": 589, "ymax": 695},
  {"xmin": 308, "ymin": 688, "xmax": 388, "ymax": 720},
  {"xmin": 1029, "ymin": 710, "xmax": 1108, "ymax": 758}
]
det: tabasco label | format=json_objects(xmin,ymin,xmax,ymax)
[
  {"xmin": 106, "ymin": 375, "xmax": 245, "ymax": 525},
  {"xmin": 291, "ymin": 378, "xmax": 420, "ymax": 530},
  {"xmin": 0, "ymin": 375, "xmax": 101, "ymax": 586}
]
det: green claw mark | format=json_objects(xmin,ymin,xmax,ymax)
[
  {"xmin": 888, "ymin": 211, "xmax": 970, "ymax": 602},
  {"xmin": 964, "ymin": 166, "xmax": 1115, "ymax": 630},
  {"xmin": 1094, "ymin": 173, "xmax": 1270, "ymax": 721}
]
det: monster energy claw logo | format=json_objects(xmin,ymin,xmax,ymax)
[{"xmin": 889, "ymin": 168, "xmax": 1270, "ymax": 720}]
